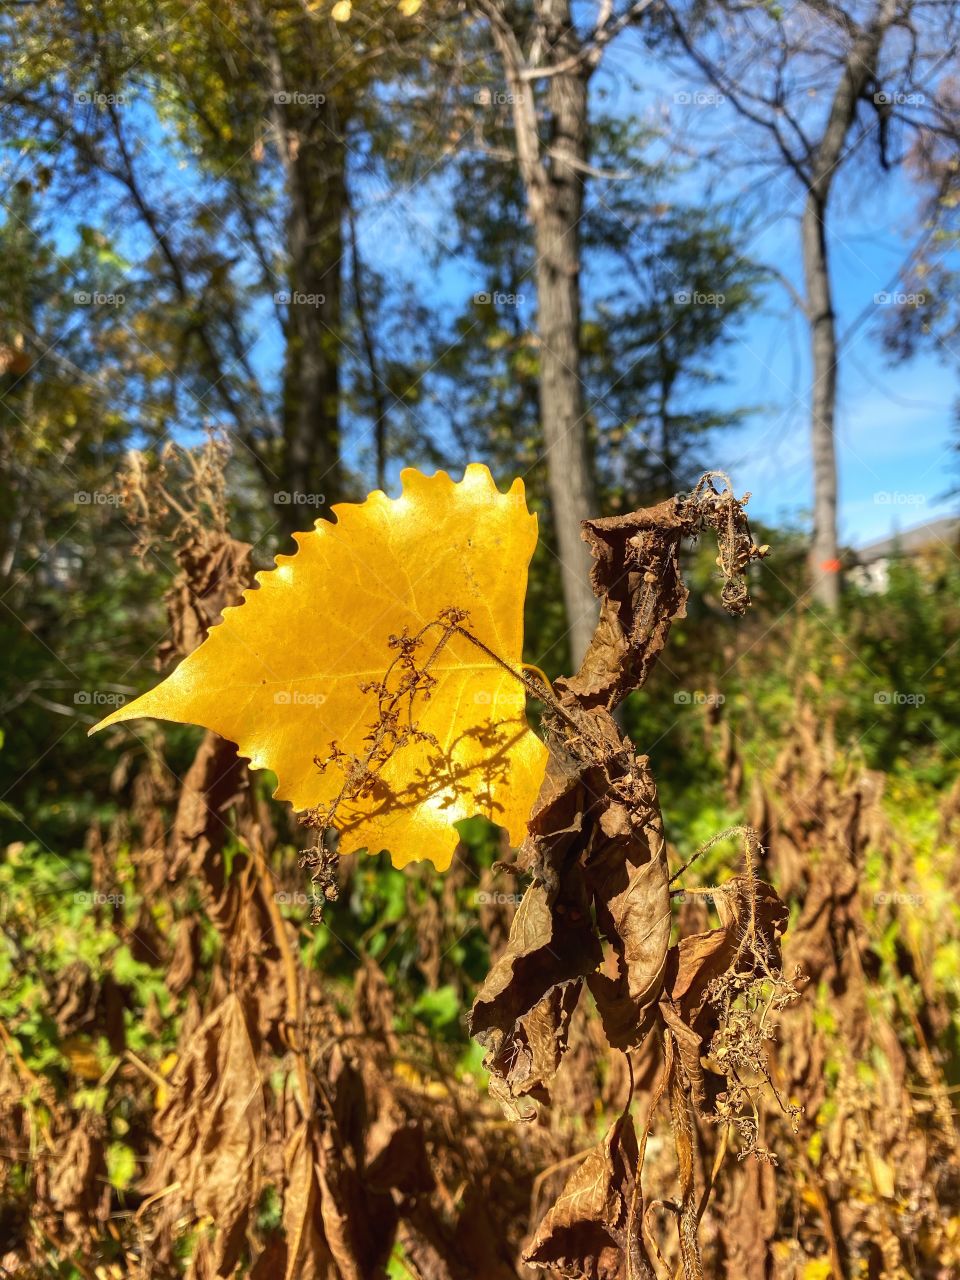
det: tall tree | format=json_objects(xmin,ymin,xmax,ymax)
[
  {"xmin": 661, "ymin": 0, "xmax": 960, "ymax": 607},
  {"xmin": 417, "ymin": 96, "xmax": 761, "ymax": 668},
  {"xmin": 468, "ymin": 0, "xmax": 654, "ymax": 662},
  {"xmin": 0, "ymin": 0, "xmax": 429, "ymax": 529}
]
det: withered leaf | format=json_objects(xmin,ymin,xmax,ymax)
[
  {"xmin": 469, "ymin": 871, "xmax": 601, "ymax": 1114},
  {"xmin": 558, "ymin": 500, "xmax": 689, "ymax": 711},
  {"xmin": 48, "ymin": 1117, "xmax": 109, "ymax": 1236},
  {"xmin": 484, "ymin": 979, "xmax": 583, "ymax": 1121},
  {"xmin": 660, "ymin": 875, "xmax": 789, "ymax": 1111},
  {"xmin": 469, "ymin": 754, "xmax": 600, "ymax": 1053},
  {"xmin": 585, "ymin": 787, "xmax": 671, "ymax": 1051},
  {"xmin": 524, "ymin": 1114, "xmax": 643, "ymax": 1279},
  {"xmin": 308, "ymin": 1045, "xmax": 435, "ymax": 1279},
  {"xmin": 666, "ymin": 876, "xmax": 788, "ymax": 1016},
  {"xmin": 279, "ymin": 1121, "xmax": 337, "ymax": 1280},
  {"xmin": 166, "ymin": 915, "xmax": 202, "ymax": 996},
  {"xmin": 159, "ymin": 536, "xmax": 254, "ymax": 662},
  {"xmin": 559, "ymin": 478, "xmax": 764, "ymax": 710},
  {"xmin": 720, "ymin": 1157, "xmax": 779, "ymax": 1280},
  {"xmin": 361, "ymin": 1059, "xmax": 434, "ymax": 1196},
  {"xmin": 155, "ymin": 993, "xmax": 265, "ymax": 1276}
]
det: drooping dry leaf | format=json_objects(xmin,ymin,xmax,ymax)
[
  {"xmin": 159, "ymin": 536, "xmax": 254, "ymax": 663},
  {"xmin": 559, "ymin": 476, "xmax": 763, "ymax": 710},
  {"xmin": 484, "ymin": 980, "xmax": 583, "ymax": 1121},
  {"xmin": 523, "ymin": 1114, "xmax": 643, "ymax": 1278},
  {"xmin": 581, "ymin": 756, "xmax": 672, "ymax": 1051},
  {"xmin": 48, "ymin": 1117, "xmax": 109, "ymax": 1237},
  {"xmin": 168, "ymin": 731, "xmax": 250, "ymax": 916},
  {"xmin": 557, "ymin": 499, "xmax": 689, "ymax": 710},
  {"xmin": 469, "ymin": 754, "xmax": 603, "ymax": 1114},
  {"xmin": 92, "ymin": 465, "xmax": 548, "ymax": 870},
  {"xmin": 721, "ymin": 1157, "xmax": 779, "ymax": 1280},
  {"xmin": 311, "ymin": 1045, "xmax": 422, "ymax": 1280},
  {"xmin": 155, "ymin": 993, "xmax": 265, "ymax": 1276},
  {"xmin": 471, "ymin": 709, "xmax": 673, "ymax": 1109},
  {"xmin": 279, "ymin": 1121, "xmax": 337, "ymax": 1280},
  {"xmin": 667, "ymin": 876, "xmax": 788, "ymax": 1016}
]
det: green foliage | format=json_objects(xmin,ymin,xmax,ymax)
[
  {"xmin": 301, "ymin": 815, "xmax": 504, "ymax": 1010},
  {"xmin": 621, "ymin": 542, "xmax": 960, "ymax": 807},
  {"xmin": 0, "ymin": 841, "xmax": 178, "ymax": 1080},
  {"xmin": 585, "ymin": 200, "xmax": 767, "ymax": 507}
]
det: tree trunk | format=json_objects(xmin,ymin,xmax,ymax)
[
  {"xmin": 802, "ymin": 189, "xmax": 841, "ymax": 612},
  {"xmin": 278, "ymin": 93, "xmax": 345, "ymax": 530},
  {"xmin": 800, "ymin": 0, "xmax": 899, "ymax": 609},
  {"xmin": 527, "ymin": 0, "xmax": 600, "ymax": 665}
]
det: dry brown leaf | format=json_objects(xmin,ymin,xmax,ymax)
[
  {"xmin": 557, "ymin": 499, "xmax": 690, "ymax": 710},
  {"xmin": 48, "ymin": 1117, "xmax": 109, "ymax": 1238},
  {"xmin": 585, "ymin": 785, "xmax": 671, "ymax": 1051},
  {"xmin": 523, "ymin": 1114, "xmax": 645, "ymax": 1279},
  {"xmin": 155, "ymin": 993, "xmax": 265, "ymax": 1275},
  {"xmin": 279, "ymin": 1121, "xmax": 337, "ymax": 1280}
]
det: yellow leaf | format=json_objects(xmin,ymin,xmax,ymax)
[
  {"xmin": 866, "ymin": 1149, "xmax": 896, "ymax": 1199},
  {"xmin": 800, "ymin": 1261, "xmax": 833, "ymax": 1280},
  {"xmin": 398, "ymin": 0, "xmax": 422, "ymax": 14},
  {"xmin": 62, "ymin": 1035, "xmax": 104, "ymax": 1081},
  {"xmin": 92, "ymin": 465, "xmax": 547, "ymax": 871},
  {"xmin": 331, "ymin": 0, "xmax": 351, "ymax": 19}
]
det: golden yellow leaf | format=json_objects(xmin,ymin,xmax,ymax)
[
  {"xmin": 331, "ymin": 0, "xmax": 351, "ymax": 19},
  {"xmin": 799, "ymin": 1261, "xmax": 833, "ymax": 1280},
  {"xmin": 62, "ymin": 1035, "xmax": 104, "ymax": 1081},
  {"xmin": 92, "ymin": 465, "xmax": 547, "ymax": 871},
  {"xmin": 398, "ymin": 0, "xmax": 422, "ymax": 14}
]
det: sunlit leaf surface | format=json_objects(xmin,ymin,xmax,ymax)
[{"xmin": 93, "ymin": 464, "xmax": 548, "ymax": 870}]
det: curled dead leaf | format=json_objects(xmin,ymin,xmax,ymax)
[
  {"xmin": 155, "ymin": 993, "xmax": 265, "ymax": 1275},
  {"xmin": 523, "ymin": 1115, "xmax": 648, "ymax": 1279}
]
